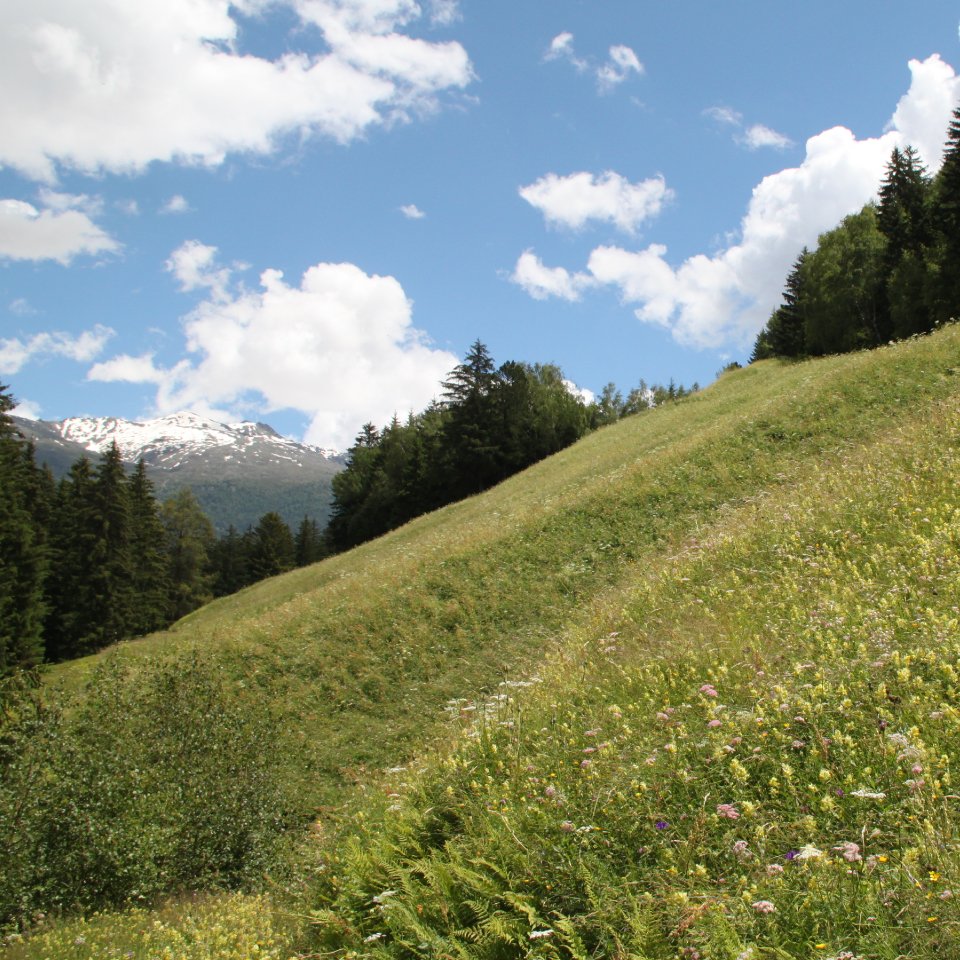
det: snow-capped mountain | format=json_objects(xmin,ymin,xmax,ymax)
[
  {"xmin": 53, "ymin": 411, "xmax": 340, "ymax": 470},
  {"xmin": 15, "ymin": 412, "xmax": 346, "ymax": 533}
]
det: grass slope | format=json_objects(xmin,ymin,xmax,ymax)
[{"xmin": 11, "ymin": 326, "xmax": 960, "ymax": 958}]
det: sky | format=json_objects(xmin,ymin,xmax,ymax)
[{"xmin": 2, "ymin": 0, "xmax": 960, "ymax": 451}]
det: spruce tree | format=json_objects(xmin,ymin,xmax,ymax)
[
  {"xmin": 878, "ymin": 146, "xmax": 932, "ymax": 337},
  {"xmin": 294, "ymin": 516, "xmax": 325, "ymax": 567},
  {"xmin": 0, "ymin": 386, "xmax": 47, "ymax": 673},
  {"xmin": 44, "ymin": 457, "xmax": 100, "ymax": 660},
  {"xmin": 931, "ymin": 107, "xmax": 960, "ymax": 324},
  {"xmin": 161, "ymin": 488, "xmax": 216, "ymax": 620},
  {"xmin": 126, "ymin": 459, "xmax": 171, "ymax": 636},
  {"xmin": 248, "ymin": 512, "xmax": 296, "ymax": 580}
]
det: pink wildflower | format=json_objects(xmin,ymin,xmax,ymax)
[
  {"xmin": 699, "ymin": 684, "xmax": 719, "ymax": 697},
  {"xmin": 707, "ymin": 719, "xmax": 722, "ymax": 728},
  {"xmin": 717, "ymin": 803, "xmax": 740, "ymax": 819},
  {"xmin": 834, "ymin": 841, "xmax": 861, "ymax": 863},
  {"xmin": 751, "ymin": 900, "xmax": 775, "ymax": 914}
]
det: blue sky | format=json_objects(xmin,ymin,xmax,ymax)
[{"xmin": 2, "ymin": 0, "xmax": 960, "ymax": 450}]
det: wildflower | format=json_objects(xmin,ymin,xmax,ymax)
[
  {"xmin": 850, "ymin": 789, "xmax": 886, "ymax": 800},
  {"xmin": 529, "ymin": 929, "xmax": 554, "ymax": 939},
  {"xmin": 708, "ymin": 719, "xmax": 722, "ymax": 728},
  {"xmin": 544, "ymin": 784, "xmax": 557, "ymax": 798},
  {"xmin": 733, "ymin": 840, "xmax": 751, "ymax": 860},
  {"xmin": 766, "ymin": 863, "xmax": 784, "ymax": 876},
  {"xmin": 656, "ymin": 711, "xmax": 671, "ymax": 722},
  {"xmin": 795, "ymin": 844, "xmax": 825, "ymax": 861},
  {"xmin": 579, "ymin": 759, "xmax": 592, "ymax": 769},
  {"xmin": 751, "ymin": 900, "xmax": 775, "ymax": 914},
  {"xmin": 717, "ymin": 803, "xmax": 740, "ymax": 819},
  {"xmin": 700, "ymin": 684, "xmax": 719, "ymax": 697},
  {"xmin": 560, "ymin": 820, "xmax": 575, "ymax": 832},
  {"xmin": 364, "ymin": 933, "xmax": 385, "ymax": 942},
  {"xmin": 655, "ymin": 820, "xmax": 670, "ymax": 830},
  {"xmin": 834, "ymin": 842, "xmax": 861, "ymax": 862}
]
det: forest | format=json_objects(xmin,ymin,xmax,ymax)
[
  {"xmin": 752, "ymin": 109, "xmax": 960, "ymax": 359},
  {"xmin": 0, "ymin": 357, "xmax": 694, "ymax": 674}
]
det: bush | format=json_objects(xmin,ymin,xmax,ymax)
[{"xmin": 0, "ymin": 653, "xmax": 289, "ymax": 931}]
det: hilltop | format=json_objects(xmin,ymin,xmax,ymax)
[{"xmin": 7, "ymin": 327, "xmax": 960, "ymax": 958}]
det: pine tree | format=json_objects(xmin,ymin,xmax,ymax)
[
  {"xmin": 0, "ymin": 386, "xmax": 47, "ymax": 673},
  {"xmin": 44, "ymin": 457, "xmax": 100, "ymax": 660},
  {"xmin": 442, "ymin": 340, "xmax": 503, "ymax": 496},
  {"xmin": 88, "ymin": 442, "xmax": 135, "ymax": 648},
  {"xmin": 768, "ymin": 250, "xmax": 809, "ymax": 357},
  {"xmin": 294, "ymin": 516, "xmax": 325, "ymax": 567},
  {"xmin": 161, "ymin": 488, "xmax": 216, "ymax": 621},
  {"xmin": 931, "ymin": 107, "xmax": 960, "ymax": 324},
  {"xmin": 248, "ymin": 512, "xmax": 295, "ymax": 580},
  {"xmin": 126, "ymin": 459, "xmax": 171, "ymax": 636},
  {"xmin": 878, "ymin": 146, "xmax": 932, "ymax": 337}
]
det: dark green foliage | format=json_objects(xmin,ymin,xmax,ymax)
[
  {"xmin": 0, "ymin": 387, "xmax": 47, "ymax": 674},
  {"xmin": 247, "ymin": 511, "xmax": 296, "ymax": 580},
  {"xmin": 161, "ymin": 488, "xmax": 216, "ymax": 621},
  {"xmin": 0, "ymin": 654, "xmax": 288, "ymax": 929},
  {"xmin": 126, "ymin": 460, "xmax": 172, "ymax": 636},
  {"xmin": 930, "ymin": 107, "xmax": 960, "ymax": 325},
  {"xmin": 294, "ymin": 515, "xmax": 326, "ymax": 567},
  {"xmin": 878, "ymin": 146, "xmax": 933, "ymax": 338}
]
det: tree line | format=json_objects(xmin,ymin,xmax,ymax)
[
  {"xmin": 752, "ymin": 107, "xmax": 960, "ymax": 361},
  {"xmin": 0, "ymin": 385, "xmax": 325, "ymax": 674},
  {"xmin": 326, "ymin": 341, "xmax": 696, "ymax": 551},
  {"xmin": 1, "ymin": 347, "xmax": 694, "ymax": 673}
]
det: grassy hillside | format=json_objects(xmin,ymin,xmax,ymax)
[{"xmin": 8, "ymin": 326, "xmax": 960, "ymax": 957}]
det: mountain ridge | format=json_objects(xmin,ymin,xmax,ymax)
[{"xmin": 14, "ymin": 410, "xmax": 346, "ymax": 533}]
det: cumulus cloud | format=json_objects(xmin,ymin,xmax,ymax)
[
  {"xmin": 519, "ymin": 171, "xmax": 673, "ymax": 233},
  {"xmin": 89, "ymin": 255, "xmax": 459, "ymax": 450},
  {"xmin": 11, "ymin": 398, "xmax": 42, "ymax": 420},
  {"xmin": 704, "ymin": 105, "xmax": 743, "ymax": 127},
  {"xmin": 511, "ymin": 250, "xmax": 593, "ymax": 302},
  {"xmin": 400, "ymin": 203, "xmax": 426, "ymax": 219},
  {"xmin": 0, "ymin": 324, "xmax": 114, "ymax": 374},
  {"xmin": 0, "ymin": 194, "xmax": 119, "ymax": 263},
  {"xmin": 165, "ymin": 239, "xmax": 234, "ymax": 301},
  {"xmin": 514, "ymin": 55, "xmax": 960, "ymax": 350},
  {"xmin": 1, "ymin": 0, "xmax": 473, "ymax": 182}
]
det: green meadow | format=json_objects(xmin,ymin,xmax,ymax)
[{"xmin": 7, "ymin": 326, "xmax": 960, "ymax": 958}]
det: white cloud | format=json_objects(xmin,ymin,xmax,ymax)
[
  {"xmin": 165, "ymin": 240, "xmax": 234, "ymax": 301},
  {"xmin": 89, "ymin": 258, "xmax": 459, "ymax": 450},
  {"xmin": 597, "ymin": 44, "xmax": 643, "ymax": 91},
  {"xmin": 162, "ymin": 194, "xmax": 191, "ymax": 214},
  {"xmin": 545, "ymin": 32, "xmax": 587, "ymax": 72},
  {"xmin": 741, "ymin": 124, "xmax": 793, "ymax": 150},
  {"xmin": 427, "ymin": 0, "xmax": 460, "ymax": 26},
  {"xmin": 0, "ymin": 324, "xmax": 114, "ymax": 374},
  {"xmin": 515, "ymin": 55, "xmax": 960, "ymax": 350},
  {"xmin": 0, "ymin": 196, "xmax": 119, "ymax": 264},
  {"xmin": 519, "ymin": 171, "xmax": 672, "ymax": 233},
  {"xmin": 511, "ymin": 251, "xmax": 593, "ymax": 302},
  {"xmin": 11, "ymin": 398, "xmax": 42, "ymax": 420},
  {"xmin": 1, "ymin": 0, "xmax": 473, "ymax": 182},
  {"xmin": 9, "ymin": 298, "xmax": 37, "ymax": 316},
  {"xmin": 704, "ymin": 105, "xmax": 743, "ymax": 127},
  {"xmin": 400, "ymin": 203, "xmax": 426, "ymax": 219}
]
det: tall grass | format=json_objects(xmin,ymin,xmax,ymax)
[{"xmin": 7, "ymin": 328, "xmax": 960, "ymax": 957}]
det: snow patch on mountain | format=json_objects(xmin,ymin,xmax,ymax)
[{"xmin": 54, "ymin": 411, "xmax": 340, "ymax": 469}]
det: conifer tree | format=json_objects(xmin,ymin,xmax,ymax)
[
  {"xmin": 0, "ymin": 386, "xmax": 47, "ymax": 673},
  {"xmin": 126, "ymin": 459, "xmax": 171, "ymax": 636},
  {"xmin": 294, "ymin": 516, "xmax": 325, "ymax": 567},
  {"xmin": 161, "ymin": 488, "xmax": 216, "ymax": 620},
  {"xmin": 931, "ymin": 106, "xmax": 960, "ymax": 324},
  {"xmin": 45, "ymin": 457, "xmax": 100, "ymax": 660},
  {"xmin": 248, "ymin": 511, "xmax": 296, "ymax": 580},
  {"xmin": 878, "ymin": 146, "xmax": 932, "ymax": 337}
]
